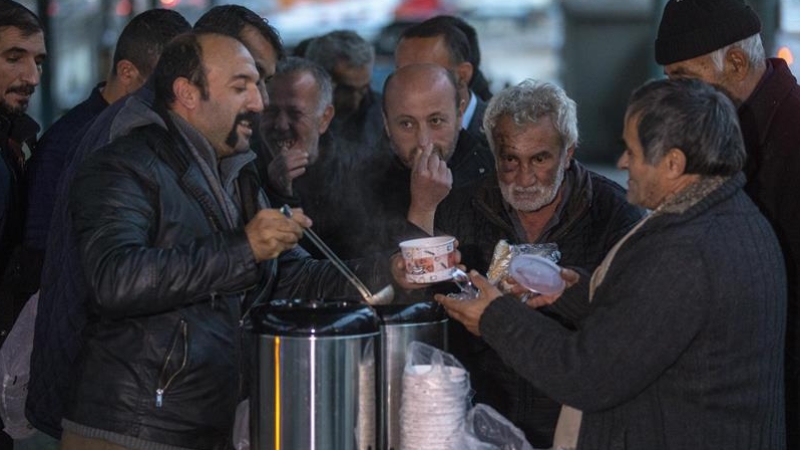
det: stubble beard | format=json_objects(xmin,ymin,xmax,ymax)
[{"xmin": 0, "ymin": 98, "xmax": 27, "ymax": 118}]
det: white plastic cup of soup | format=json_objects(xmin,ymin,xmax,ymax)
[{"xmin": 399, "ymin": 236, "xmax": 457, "ymax": 283}]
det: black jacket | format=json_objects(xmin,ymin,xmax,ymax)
[
  {"xmin": 0, "ymin": 113, "xmax": 38, "ymax": 274},
  {"xmin": 349, "ymin": 129, "xmax": 495, "ymax": 258},
  {"xmin": 738, "ymin": 59, "xmax": 800, "ymax": 436},
  {"xmin": 260, "ymin": 131, "xmax": 360, "ymax": 260},
  {"xmin": 330, "ymin": 89, "xmax": 385, "ymax": 163},
  {"xmin": 435, "ymin": 161, "xmax": 644, "ymax": 447},
  {"xmin": 0, "ymin": 113, "xmax": 39, "ymax": 343},
  {"xmin": 66, "ymin": 122, "xmax": 369, "ymax": 449}
]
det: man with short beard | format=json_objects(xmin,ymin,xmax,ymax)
[
  {"xmin": 430, "ymin": 80, "xmax": 644, "ymax": 448},
  {"xmin": 0, "ymin": 1, "xmax": 45, "ymax": 303},
  {"xmin": 346, "ymin": 63, "xmax": 493, "ymax": 259},
  {"xmin": 259, "ymin": 56, "xmax": 358, "ymax": 259},
  {"xmin": 27, "ymin": 6, "xmax": 277, "ymax": 443},
  {"xmin": 61, "ymin": 31, "xmax": 401, "ymax": 450}
]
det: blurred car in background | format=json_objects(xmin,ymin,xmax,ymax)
[
  {"xmin": 456, "ymin": 0, "xmax": 551, "ymax": 24},
  {"xmin": 269, "ymin": 0, "xmax": 400, "ymax": 46},
  {"xmin": 393, "ymin": 0, "xmax": 458, "ymax": 20}
]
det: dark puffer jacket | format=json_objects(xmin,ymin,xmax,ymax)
[
  {"xmin": 435, "ymin": 161, "xmax": 644, "ymax": 448},
  {"xmin": 65, "ymin": 123, "xmax": 365, "ymax": 449}
]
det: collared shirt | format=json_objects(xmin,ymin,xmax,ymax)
[{"xmin": 461, "ymin": 89, "xmax": 478, "ymax": 130}]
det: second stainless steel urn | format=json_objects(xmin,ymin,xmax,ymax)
[{"xmin": 375, "ymin": 301, "xmax": 448, "ymax": 450}]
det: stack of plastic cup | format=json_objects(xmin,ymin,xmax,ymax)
[{"xmin": 399, "ymin": 363, "xmax": 469, "ymax": 449}]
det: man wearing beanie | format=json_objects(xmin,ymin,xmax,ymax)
[{"xmin": 656, "ymin": 0, "xmax": 800, "ymax": 445}]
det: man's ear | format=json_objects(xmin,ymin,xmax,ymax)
[
  {"xmin": 724, "ymin": 47, "xmax": 750, "ymax": 81},
  {"xmin": 319, "ymin": 104, "xmax": 335, "ymax": 134},
  {"xmin": 564, "ymin": 145, "xmax": 576, "ymax": 169},
  {"xmin": 664, "ymin": 147, "xmax": 688, "ymax": 178},
  {"xmin": 457, "ymin": 96, "xmax": 467, "ymax": 117},
  {"xmin": 115, "ymin": 60, "xmax": 142, "ymax": 92},
  {"xmin": 455, "ymin": 61, "xmax": 474, "ymax": 91},
  {"xmin": 383, "ymin": 112, "xmax": 391, "ymax": 138},
  {"xmin": 173, "ymin": 77, "xmax": 199, "ymax": 110}
]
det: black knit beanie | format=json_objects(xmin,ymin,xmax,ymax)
[{"xmin": 655, "ymin": 0, "xmax": 762, "ymax": 65}]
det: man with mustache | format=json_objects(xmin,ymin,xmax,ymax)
[
  {"xmin": 428, "ymin": 80, "xmax": 643, "ymax": 448},
  {"xmin": 0, "ymin": 0, "xmax": 46, "ymax": 346},
  {"xmin": 61, "ymin": 31, "xmax": 398, "ymax": 450},
  {"xmin": 26, "ymin": 6, "xmax": 273, "ymax": 445},
  {"xmin": 259, "ymin": 56, "xmax": 365, "ymax": 259},
  {"xmin": 261, "ymin": 57, "xmax": 335, "ymax": 200}
]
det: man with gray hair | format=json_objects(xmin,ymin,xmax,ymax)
[
  {"xmin": 656, "ymin": 0, "xmax": 800, "ymax": 441},
  {"xmin": 305, "ymin": 30, "xmax": 384, "ymax": 155},
  {"xmin": 259, "ymin": 56, "xmax": 358, "ymax": 259},
  {"xmin": 429, "ymin": 80, "xmax": 642, "ymax": 447},
  {"xmin": 438, "ymin": 77, "xmax": 787, "ymax": 450}
]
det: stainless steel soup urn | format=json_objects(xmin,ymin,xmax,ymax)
[
  {"xmin": 250, "ymin": 299, "xmax": 379, "ymax": 450},
  {"xmin": 374, "ymin": 301, "xmax": 448, "ymax": 450}
]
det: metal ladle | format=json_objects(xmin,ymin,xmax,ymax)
[{"xmin": 280, "ymin": 205, "xmax": 393, "ymax": 305}]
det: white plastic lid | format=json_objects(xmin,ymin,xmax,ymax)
[{"xmin": 508, "ymin": 254, "xmax": 565, "ymax": 296}]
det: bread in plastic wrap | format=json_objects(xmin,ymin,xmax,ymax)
[{"xmin": 486, "ymin": 240, "xmax": 561, "ymax": 292}]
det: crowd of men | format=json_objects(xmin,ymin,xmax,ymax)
[{"xmin": 0, "ymin": 0, "xmax": 797, "ymax": 449}]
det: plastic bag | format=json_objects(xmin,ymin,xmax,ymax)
[
  {"xmin": 0, "ymin": 291, "xmax": 38, "ymax": 440},
  {"xmin": 460, "ymin": 404, "xmax": 536, "ymax": 450},
  {"xmin": 232, "ymin": 399, "xmax": 249, "ymax": 450},
  {"xmin": 399, "ymin": 342, "xmax": 471, "ymax": 450},
  {"xmin": 487, "ymin": 240, "xmax": 561, "ymax": 292}
]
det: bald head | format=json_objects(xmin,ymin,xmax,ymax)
[
  {"xmin": 383, "ymin": 63, "xmax": 460, "ymax": 113},
  {"xmin": 382, "ymin": 63, "xmax": 463, "ymax": 166}
]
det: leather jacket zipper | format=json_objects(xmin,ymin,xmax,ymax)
[{"xmin": 156, "ymin": 319, "xmax": 189, "ymax": 407}]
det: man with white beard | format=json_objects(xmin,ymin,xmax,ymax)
[{"xmin": 430, "ymin": 80, "xmax": 644, "ymax": 448}]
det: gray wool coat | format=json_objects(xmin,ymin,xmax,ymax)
[{"xmin": 480, "ymin": 174, "xmax": 786, "ymax": 450}]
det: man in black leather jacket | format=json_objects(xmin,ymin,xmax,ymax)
[{"xmin": 60, "ymin": 32, "xmax": 389, "ymax": 450}]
